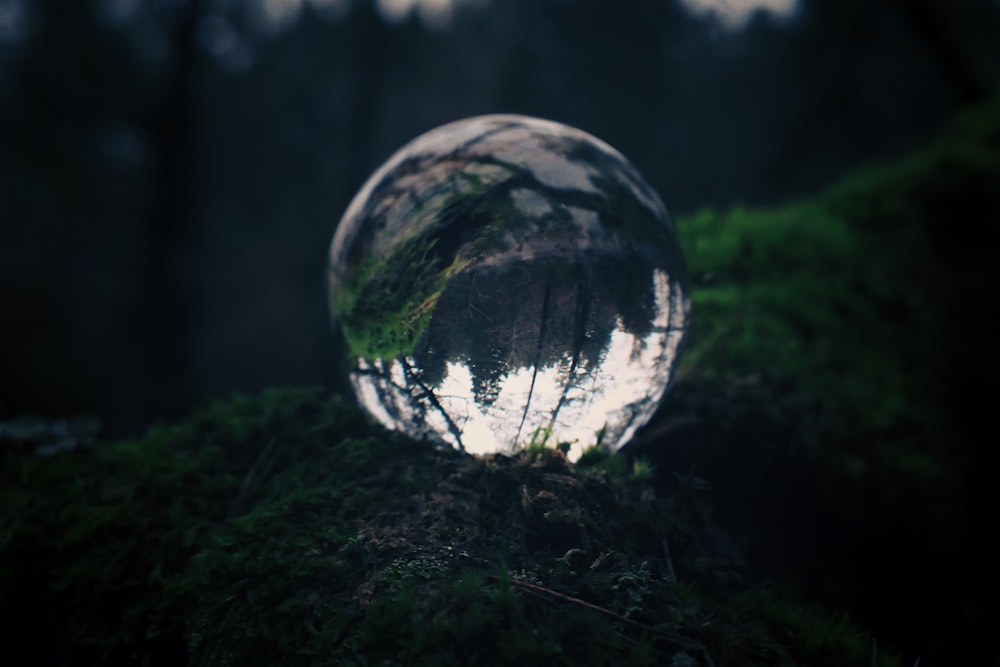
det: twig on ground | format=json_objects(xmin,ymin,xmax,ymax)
[
  {"xmin": 661, "ymin": 535, "xmax": 677, "ymax": 583},
  {"xmin": 230, "ymin": 437, "xmax": 278, "ymax": 516},
  {"xmin": 490, "ymin": 573, "xmax": 711, "ymax": 662}
]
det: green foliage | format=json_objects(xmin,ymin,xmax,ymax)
[
  {"xmin": 630, "ymin": 458, "xmax": 656, "ymax": 483},
  {"xmin": 526, "ymin": 424, "xmax": 553, "ymax": 451},
  {"xmin": 575, "ymin": 444, "xmax": 611, "ymax": 467},
  {"xmin": 575, "ymin": 445, "xmax": 631, "ymax": 478}
]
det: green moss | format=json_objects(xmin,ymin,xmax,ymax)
[
  {"xmin": 0, "ymin": 388, "xmax": 376, "ymax": 664},
  {"xmin": 679, "ymin": 200, "xmax": 908, "ymax": 434},
  {"xmin": 2, "ymin": 389, "xmax": 887, "ymax": 666},
  {"xmin": 677, "ymin": 95, "xmax": 1000, "ymax": 457},
  {"xmin": 576, "ymin": 445, "xmax": 629, "ymax": 477},
  {"xmin": 333, "ymin": 233, "xmax": 458, "ymax": 360}
]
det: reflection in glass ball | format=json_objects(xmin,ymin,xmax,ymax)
[{"xmin": 328, "ymin": 115, "xmax": 690, "ymax": 461}]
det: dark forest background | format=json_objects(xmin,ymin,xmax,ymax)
[{"xmin": 2, "ymin": 0, "xmax": 998, "ymax": 437}]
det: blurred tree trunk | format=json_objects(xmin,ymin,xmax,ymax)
[
  {"xmin": 345, "ymin": 1, "xmax": 389, "ymax": 177},
  {"xmin": 143, "ymin": 0, "xmax": 203, "ymax": 427},
  {"xmin": 884, "ymin": 0, "xmax": 989, "ymax": 103}
]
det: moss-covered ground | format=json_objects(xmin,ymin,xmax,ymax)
[
  {"xmin": 0, "ymin": 389, "xmax": 889, "ymax": 666},
  {"xmin": 3, "ymin": 97, "xmax": 997, "ymax": 665}
]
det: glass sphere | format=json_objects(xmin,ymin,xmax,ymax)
[{"xmin": 328, "ymin": 115, "xmax": 690, "ymax": 461}]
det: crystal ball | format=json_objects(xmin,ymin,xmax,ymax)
[{"xmin": 328, "ymin": 115, "xmax": 690, "ymax": 460}]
